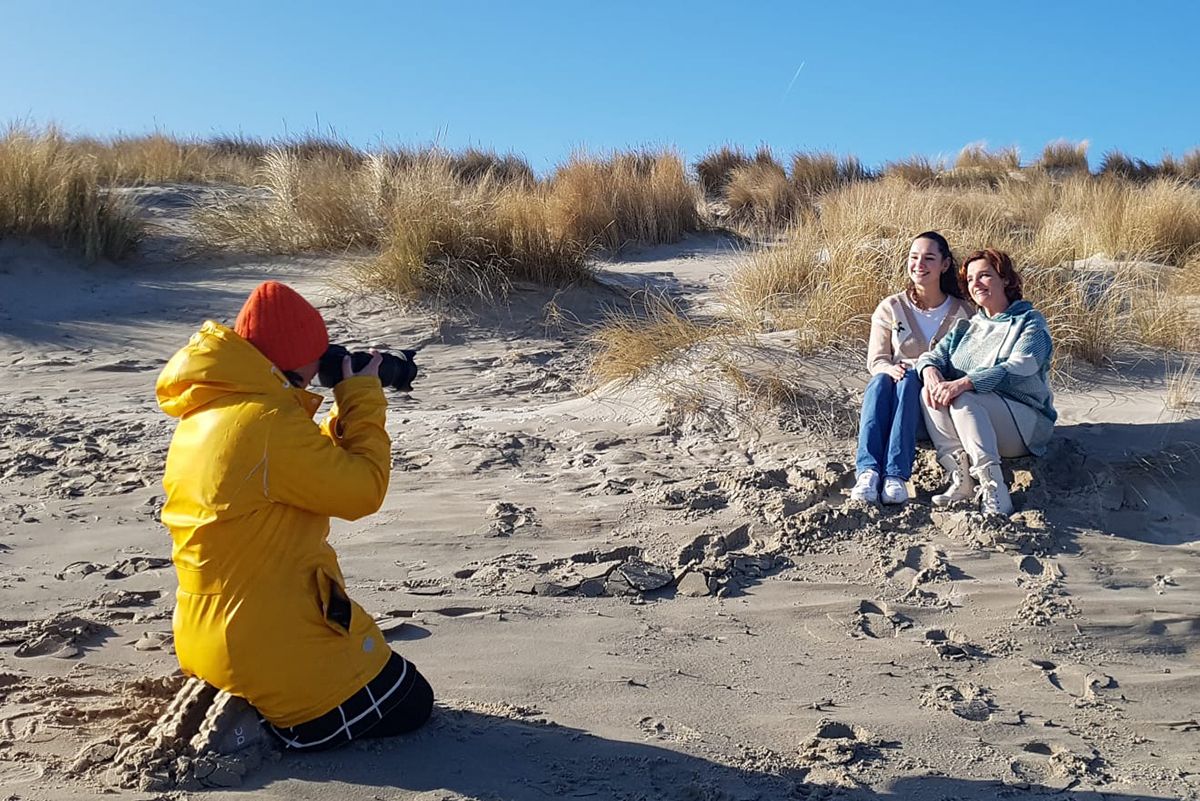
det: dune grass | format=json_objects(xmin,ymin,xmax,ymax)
[
  {"xmin": 725, "ymin": 158, "xmax": 797, "ymax": 229},
  {"xmin": 881, "ymin": 156, "xmax": 944, "ymax": 188},
  {"xmin": 196, "ymin": 148, "xmax": 383, "ymax": 253},
  {"xmin": 790, "ymin": 151, "xmax": 869, "ymax": 198},
  {"xmin": 1182, "ymin": 149, "xmax": 1200, "ymax": 181},
  {"xmin": 1037, "ymin": 140, "xmax": 1090, "ymax": 173},
  {"xmin": 694, "ymin": 145, "xmax": 752, "ymax": 197},
  {"xmin": 447, "ymin": 148, "xmax": 536, "ymax": 187},
  {"xmin": 725, "ymin": 175, "xmax": 1200, "ymax": 370},
  {"xmin": 7, "ymin": 120, "xmax": 1200, "ymax": 332},
  {"xmin": 197, "ymin": 146, "xmax": 697, "ymax": 299},
  {"xmin": 951, "ymin": 144, "xmax": 1020, "ymax": 185},
  {"xmin": 0, "ymin": 125, "xmax": 142, "ymax": 260},
  {"xmin": 698, "ymin": 146, "xmax": 871, "ymax": 230},
  {"xmin": 360, "ymin": 159, "xmax": 591, "ymax": 300},
  {"xmin": 547, "ymin": 149, "xmax": 699, "ymax": 251},
  {"xmin": 589, "ymin": 293, "xmax": 720, "ymax": 383},
  {"xmin": 1098, "ymin": 150, "xmax": 1159, "ymax": 182}
]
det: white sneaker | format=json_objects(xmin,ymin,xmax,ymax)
[
  {"xmin": 973, "ymin": 463, "xmax": 1013, "ymax": 516},
  {"xmin": 850, "ymin": 469, "xmax": 880, "ymax": 503},
  {"xmin": 881, "ymin": 477, "xmax": 909, "ymax": 505},
  {"xmin": 932, "ymin": 451, "xmax": 975, "ymax": 507}
]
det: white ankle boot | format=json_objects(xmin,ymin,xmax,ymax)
[
  {"xmin": 932, "ymin": 451, "xmax": 975, "ymax": 507},
  {"xmin": 972, "ymin": 463, "xmax": 1013, "ymax": 516}
]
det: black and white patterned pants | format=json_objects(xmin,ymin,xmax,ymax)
[{"xmin": 266, "ymin": 651, "xmax": 434, "ymax": 751}]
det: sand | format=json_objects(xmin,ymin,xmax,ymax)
[{"xmin": 1, "ymin": 184, "xmax": 1199, "ymax": 800}]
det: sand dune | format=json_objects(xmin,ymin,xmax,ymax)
[{"xmin": 1, "ymin": 185, "xmax": 1198, "ymax": 800}]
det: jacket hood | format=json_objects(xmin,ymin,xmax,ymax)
[
  {"xmin": 157, "ymin": 321, "xmax": 317, "ymax": 418},
  {"xmin": 986, "ymin": 299, "xmax": 1035, "ymax": 322}
]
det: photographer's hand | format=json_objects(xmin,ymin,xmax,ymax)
[{"xmin": 343, "ymin": 349, "xmax": 383, "ymax": 381}]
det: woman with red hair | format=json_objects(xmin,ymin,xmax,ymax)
[{"xmin": 916, "ymin": 250, "xmax": 1057, "ymax": 516}]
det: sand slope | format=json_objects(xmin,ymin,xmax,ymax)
[{"xmin": 1, "ymin": 186, "xmax": 1199, "ymax": 800}]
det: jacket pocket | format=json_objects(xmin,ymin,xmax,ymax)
[{"xmin": 315, "ymin": 568, "xmax": 353, "ymax": 635}]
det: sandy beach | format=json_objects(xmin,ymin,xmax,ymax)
[{"xmin": 2, "ymin": 184, "xmax": 1199, "ymax": 800}]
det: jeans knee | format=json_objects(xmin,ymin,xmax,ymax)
[{"xmin": 866, "ymin": 372, "xmax": 893, "ymax": 394}]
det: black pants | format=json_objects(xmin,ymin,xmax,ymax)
[{"xmin": 266, "ymin": 651, "xmax": 433, "ymax": 751}]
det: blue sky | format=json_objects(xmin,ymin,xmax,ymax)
[{"xmin": 3, "ymin": 1, "xmax": 1197, "ymax": 172}]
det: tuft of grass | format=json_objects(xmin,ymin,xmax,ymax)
[
  {"xmin": 590, "ymin": 293, "xmax": 717, "ymax": 382},
  {"xmin": 0, "ymin": 124, "xmax": 142, "ymax": 260},
  {"xmin": 952, "ymin": 144, "xmax": 1020, "ymax": 185},
  {"xmin": 789, "ymin": 151, "xmax": 870, "ymax": 198},
  {"xmin": 694, "ymin": 145, "xmax": 751, "ymax": 197},
  {"xmin": 547, "ymin": 149, "xmax": 699, "ymax": 252},
  {"xmin": 1166, "ymin": 357, "xmax": 1200, "ymax": 411},
  {"xmin": 881, "ymin": 155, "xmax": 943, "ymax": 187},
  {"xmin": 275, "ymin": 133, "xmax": 364, "ymax": 165},
  {"xmin": 78, "ymin": 133, "xmax": 258, "ymax": 185},
  {"xmin": 753, "ymin": 145, "xmax": 782, "ymax": 167},
  {"xmin": 1037, "ymin": 140, "xmax": 1090, "ymax": 173},
  {"xmin": 448, "ymin": 148, "xmax": 536, "ymax": 187},
  {"xmin": 1023, "ymin": 267, "xmax": 1138, "ymax": 367},
  {"xmin": 1099, "ymin": 150, "xmax": 1158, "ymax": 182},
  {"xmin": 727, "ymin": 218, "xmax": 895, "ymax": 350},
  {"xmin": 207, "ymin": 134, "xmax": 272, "ymax": 161},
  {"xmin": 1182, "ymin": 149, "xmax": 1200, "ymax": 181},
  {"xmin": 1158, "ymin": 153, "xmax": 1181, "ymax": 179},
  {"xmin": 198, "ymin": 146, "xmax": 696, "ymax": 299},
  {"xmin": 361, "ymin": 163, "xmax": 591, "ymax": 301},
  {"xmin": 1034, "ymin": 177, "xmax": 1200, "ymax": 264},
  {"xmin": 196, "ymin": 148, "xmax": 381, "ymax": 253},
  {"xmin": 725, "ymin": 158, "xmax": 797, "ymax": 229}
]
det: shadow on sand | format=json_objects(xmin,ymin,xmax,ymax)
[
  {"xmin": 243, "ymin": 708, "xmax": 1175, "ymax": 800},
  {"xmin": 1019, "ymin": 418, "xmax": 1200, "ymax": 547}
]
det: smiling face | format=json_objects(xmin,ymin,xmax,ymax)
[
  {"xmin": 908, "ymin": 237, "xmax": 949, "ymax": 293},
  {"xmin": 965, "ymin": 257, "xmax": 1011, "ymax": 315}
]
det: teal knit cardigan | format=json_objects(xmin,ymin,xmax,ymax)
[{"xmin": 915, "ymin": 300, "xmax": 1057, "ymax": 455}]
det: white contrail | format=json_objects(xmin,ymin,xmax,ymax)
[{"xmin": 783, "ymin": 61, "xmax": 806, "ymax": 100}]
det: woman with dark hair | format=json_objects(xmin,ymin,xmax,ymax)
[
  {"xmin": 916, "ymin": 249, "xmax": 1057, "ymax": 516},
  {"xmin": 851, "ymin": 232, "xmax": 974, "ymax": 504}
]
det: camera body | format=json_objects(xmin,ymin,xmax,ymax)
[{"xmin": 318, "ymin": 344, "xmax": 419, "ymax": 391}]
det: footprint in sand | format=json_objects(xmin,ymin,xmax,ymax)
[
  {"xmin": 921, "ymin": 682, "xmax": 996, "ymax": 721},
  {"xmin": 885, "ymin": 544, "xmax": 971, "ymax": 602},
  {"xmin": 1041, "ymin": 663, "xmax": 1119, "ymax": 704},
  {"xmin": 1018, "ymin": 554, "xmax": 1045, "ymax": 576},
  {"xmin": 921, "ymin": 628, "xmax": 985, "ymax": 661},
  {"xmin": 850, "ymin": 600, "xmax": 913, "ymax": 639},
  {"xmin": 3, "ymin": 613, "xmax": 108, "ymax": 659},
  {"xmin": 638, "ymin": 715, "xmax": 701, "ymax": 742}
]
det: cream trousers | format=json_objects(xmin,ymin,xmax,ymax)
[{"xmin": 922, "ymin": 390, "xmax": 1029, "ymax": 469}]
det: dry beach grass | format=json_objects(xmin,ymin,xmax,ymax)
[
  {"xmin": 3, "ymin": 124, "xmax": 1199, "ymax": 375},
  {"xmin": 0, "ymin": 125, "xmax": 142, "ymax": 260}
]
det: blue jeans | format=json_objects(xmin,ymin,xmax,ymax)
[{"xmin": 855, "ymin": 371, "xmax": 927, "ymax": 480}]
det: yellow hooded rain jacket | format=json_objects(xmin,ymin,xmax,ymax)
[{"xmin": 156, "ymin": 321, "xmax": 391, "ymax": 727}]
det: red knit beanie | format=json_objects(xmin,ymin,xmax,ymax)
[{"xmin": 234, "ymin": 281, "xmax": 329, "ymax": 372}]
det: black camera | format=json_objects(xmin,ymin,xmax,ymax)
[{"xmin": 318, "ymin": 344, "xmax": 419, "ymax": 392}]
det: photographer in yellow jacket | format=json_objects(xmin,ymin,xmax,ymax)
[{"xmin": 156, "ymin": 280, "xmax": 433, "ymax": 751}]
